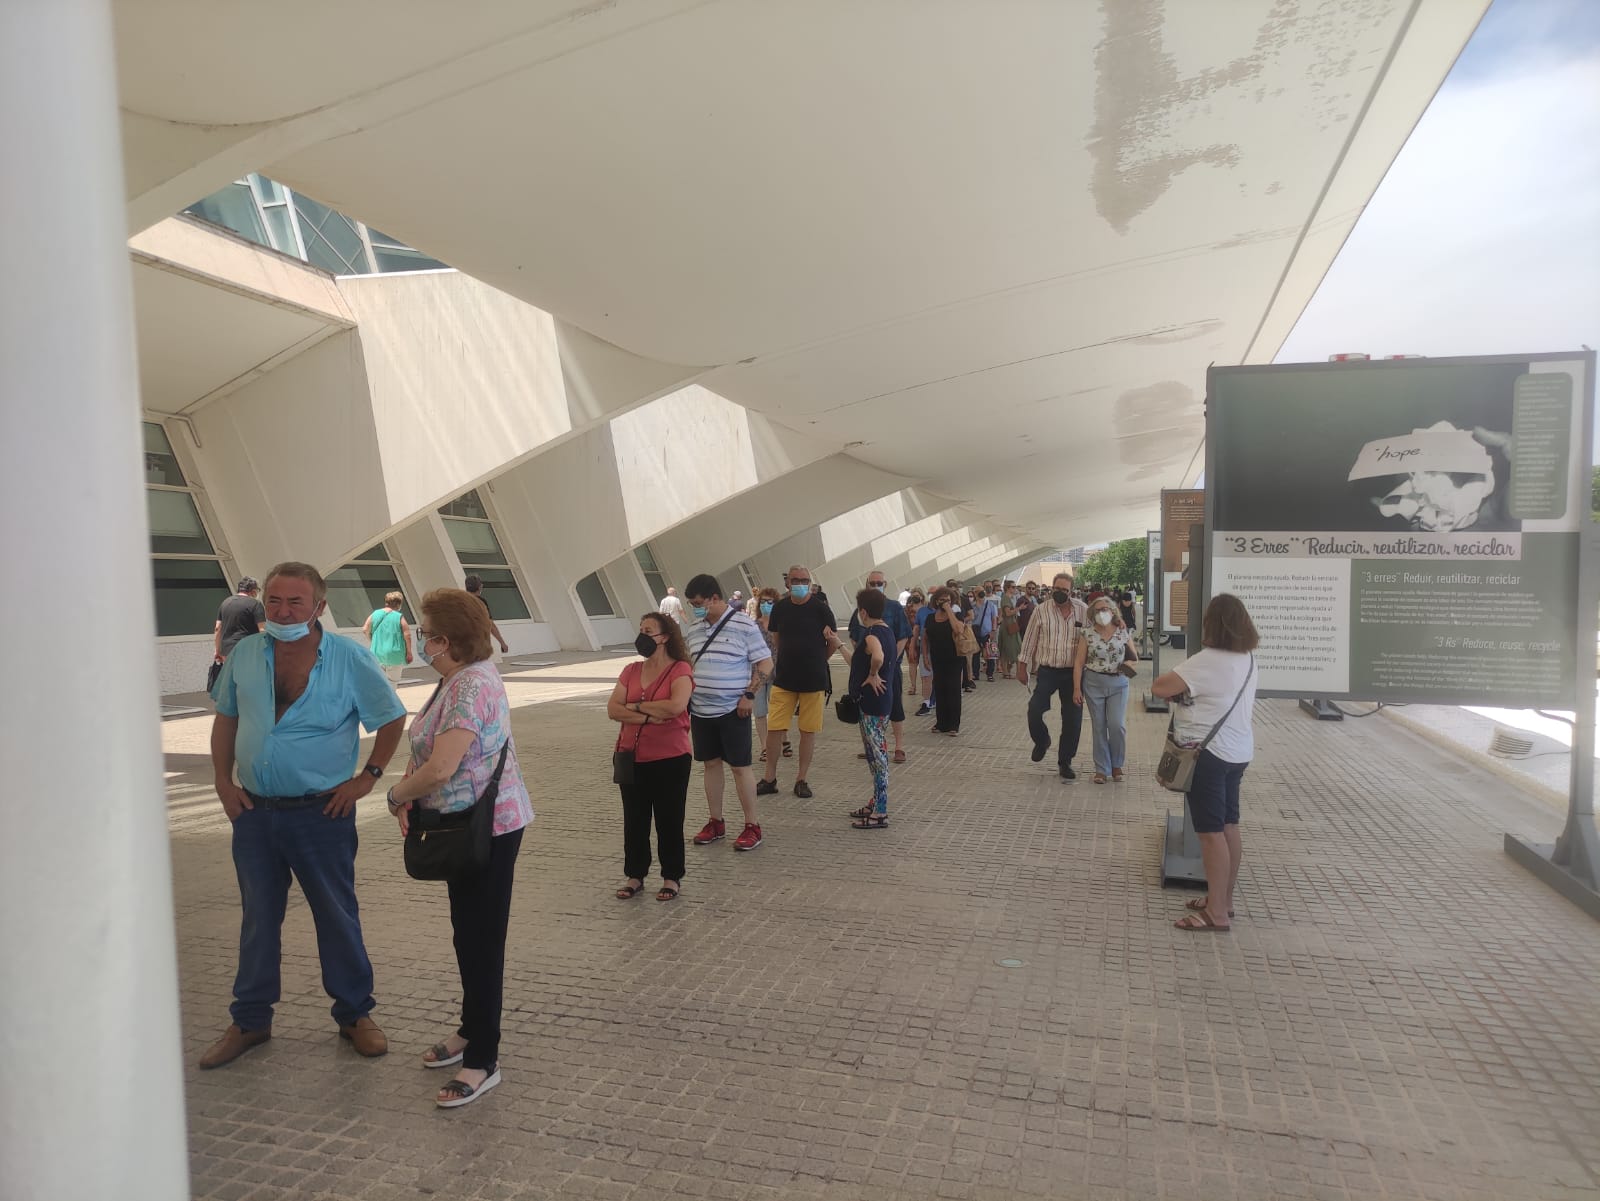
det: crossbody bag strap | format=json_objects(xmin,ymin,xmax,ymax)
[
  {"xmin": 618, "ymin": 661, "xmax": 677, "ymax": 752},
  {"xmin": 692, "ymin": 608, "xmax": 739, "ymax": 664},
  {"xmin": 1195, "ymin": 652, "xmax": 1255, "ymax": 754}
]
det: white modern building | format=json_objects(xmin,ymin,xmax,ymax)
[{"xmin": 2, "ymin": 1, "xmax": 1491, "ymax": 1196}]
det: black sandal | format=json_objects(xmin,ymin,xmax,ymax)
[
  {"xmin": 656, "ymin": 881, "xmax": 681, "ymax": 902},
  {"xmin": 850, "ymin": 814, "xmax": 889, "ymax": 830},
  {"xmin": 436, "ymin": 1063, "xmax": 501, "ymax": 1109},
  {"xmin": 615, "ymin": 879, "xmax": 646, "ymax": 899},
  {"xmin": 847, "ymin": 804, "xmax": 874, "ymax": 819}
]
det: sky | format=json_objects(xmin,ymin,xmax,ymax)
[{"xmin": 1277, "ymin": 0, "xmax": 1600, "ymax": 452}]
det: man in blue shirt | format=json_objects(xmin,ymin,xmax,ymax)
[
  {"xmin": 848, "ymin": 570, "xmax": 913, "ymax": 762},
  {"xmin": 200, "ymin": 562, "xmax": 407, "ymax": 1070}
]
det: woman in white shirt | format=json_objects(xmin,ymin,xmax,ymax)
[{"xmin": 1150, "ymin": 594, "xmax": 1259, "ymax": 932}]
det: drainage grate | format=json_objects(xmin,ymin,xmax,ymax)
[{"xmin": 1488, "ymin": 727, "xmax": 1535, "ymax": 758}]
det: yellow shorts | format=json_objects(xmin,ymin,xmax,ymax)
[{"xmin": 767, "ymin": 687, "xmax": 825, "ymax": 734}]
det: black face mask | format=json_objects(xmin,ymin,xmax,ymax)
[
  {"xmin": 634, "ymin": 633, "xmax": 658, "ymax": 658},
  {"xmin": 1051, "ymin": 589, "xmax": 1070, "ymax": 605}
]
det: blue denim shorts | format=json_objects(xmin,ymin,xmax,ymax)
[{"xmin": 1185, "ymin": 749, "xmax": 1248, "ymax": 833}]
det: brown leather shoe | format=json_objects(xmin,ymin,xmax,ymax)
[
  {"xmin": 339, "ymin": 1016, "xmax": 388, "ymax": 1057},
  {"xmin": 198, "ymin": 1024, "xmax": 271, "ymax": 1070}
]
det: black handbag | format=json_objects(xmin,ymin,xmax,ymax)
[
  {"xmin": 834, "ymin": 694, "xmax": 861, "ymax": 724},
  {"xmin": 403, "ymin": 743, "xmax": 508, "ymax": 881},
  {"xmin": 206, "ymin": 659, "xmax": 223, "ymax": 694}
]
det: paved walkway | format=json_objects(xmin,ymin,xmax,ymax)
[{"xmin": 165, "ymin": 653, "xmax": 1600, "ymax": 1201}]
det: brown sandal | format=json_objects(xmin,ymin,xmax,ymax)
[
  {"xmin": 1175, "ymin": 911, "xmax": 1230, "ymax": 932},
  {"xmin": 1185, "ymin": 896, "xmax": 1234, "ymax": 917}
]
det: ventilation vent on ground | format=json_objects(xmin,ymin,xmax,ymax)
[{"xmin": 1488, "ymin": 727, "xmax": 1535, "ymax": 758}]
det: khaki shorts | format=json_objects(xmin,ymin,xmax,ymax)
[{"xmin": 767, "ymin": 687, "xmax": 824, "ymax": 734}]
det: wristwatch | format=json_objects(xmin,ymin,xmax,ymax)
[
  {"xmin": 363, "ymin": 763, "xmax": 383, "ymax": 779},
  {"xmin": 742, "ymin": 690, "xmax": 756, "ymax": 700}
]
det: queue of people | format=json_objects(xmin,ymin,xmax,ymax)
[{"xmin": 200, "ymin": 556, "xmax": 1251, "ymax": 1113}]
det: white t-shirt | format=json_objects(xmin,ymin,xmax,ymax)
[
  {"xmin": 658, "ymin": 595, "xmax": 684, "ymax": 621},
  {"xmin": 1172, "ymin": 649, "xmax": 1257, "ymax": 764}
]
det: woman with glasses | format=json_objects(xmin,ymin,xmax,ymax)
[
  {"xmin": 384, "ymin": 589, "xmax": 532, "ymax": 1108},
  {"xmin": 1072, "ymin": 595, "xmax": 1133, "ymax": 784}
]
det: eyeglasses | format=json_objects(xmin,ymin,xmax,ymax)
[{"xmin": 789, "ymin": 577, "xmax": 811, "ymax": 584}]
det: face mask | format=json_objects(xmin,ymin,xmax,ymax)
[
  {"xmin": 790, "ymin": 584, "xmax": 810, "ymax": 599},
  {"xmin": 691, "ymin": 605, "xmax": 709, "ymax": 620},
  {"xmin": 419, "ymin": 636, "xmax": 443, "ymax": 666},
  {"xmin": 634, "ymin": 632, "xmax": 659, "ymax": 658},
  {"xmin": 1051, "ymin": 589, "xmax": 1070, "ymax": 605},
  {"xmin": 759, "ymin": 601, "xmax": 773, "ymax": 616},
  {"xmin": 870, "ymin": 582, "xmax": 885, "ymax": 591},
  {"xmin": 1094, "ymin": 611, "xmax": 1113, "ymax": 626},
  {"xmin": 264, "ymin": 620, "xmax": 311, "ymax": 641}
]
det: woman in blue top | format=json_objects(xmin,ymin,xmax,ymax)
[
  {"xmin": 846, "ymin": 587, "xmax": 894, "ymax": 830},
  {"xmin": 361, "ymin": 591, "xmax": 412, "ymax": 683}
]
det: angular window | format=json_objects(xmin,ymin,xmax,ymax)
[
  {"xmin": 436, "ymin": 490, "xmax": 537, "ymax": 621},
  {"xmin": 634, "ymin": 544, "xmax": 669, "ymax": 603},
  {"xmin": 143, "ymin": 421, "xmax": 231, "ymax": 636},
  {"xmin": 576, "ymin": 571, "xmax": 618, "ymax": 618},
  {"xmin": 326, "ymin": 563, "xmax": 408, "ymax": 629}
]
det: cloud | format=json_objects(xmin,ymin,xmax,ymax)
[{"xmin": 1277, "ymin": 19, "xmax": 1600, "ymax": 411}]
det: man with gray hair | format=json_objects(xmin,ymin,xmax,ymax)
[{"xmin": 200, "ymin": 561, "xmax": 407, "ymax": 1070}]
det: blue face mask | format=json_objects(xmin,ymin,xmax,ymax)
[
  {"xmin": 418, "ymin": 637, "xmax": 441, "ymax": 666},
  {"xmin": 790, "ymin": 584, "xmax": 811, "ymax": 600},
  {"xmin": 759, "ymin": 601, "xmax": 773, "ymax": 616},
  {"xmin": 870, "ymin": 582, "xmax": 885, "ymax": 591},
  {"xmin": 264, "ymin": 620, "xmax": 311, "ymax": 642},
  {"xmin": 691, "ymin": 605, "xmax": 709, "ymax": 620}
]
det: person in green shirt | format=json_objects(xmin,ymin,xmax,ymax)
[{"xmin": 362, "ymin": 591, "xmax": 413, "ymax": 683}]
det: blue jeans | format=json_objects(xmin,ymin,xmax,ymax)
[
  {"xmin": 1080, "ymin": 670, "xmax": 1129, "ymax": 776},
  {"xmin": 230, "ymin": 803, "xmax": 375, "ymax": 1031}
]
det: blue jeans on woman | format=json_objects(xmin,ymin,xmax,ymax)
[
  {"xmin": 229, "ymin": 802, "xmax": 375, "ymax": 1032},
  {"xmin": 1080, "ymin": 670, "xmax": 1129, "ymax": 777}
]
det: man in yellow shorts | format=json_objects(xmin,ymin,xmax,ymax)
[{"xmin": 757, "ymin": 565, "xmax": 841, "ymax": 800}]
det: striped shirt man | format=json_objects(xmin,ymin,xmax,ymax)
[{"xmin": 1017, "ymin": 594, "xmax": 1087, "ymax": 670}]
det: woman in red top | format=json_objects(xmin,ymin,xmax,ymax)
[{"xmin": 607, "ymin": 612, "xmax": 694, "ymax": 901}]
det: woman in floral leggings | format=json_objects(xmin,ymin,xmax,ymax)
[{"xmin": 846, "ymin": 587, "xmax": 893, "ymax": 830}]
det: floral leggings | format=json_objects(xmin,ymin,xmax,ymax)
[{"xmin": 858, "ymin": 714, "xmax": 889, "ymax": 815}]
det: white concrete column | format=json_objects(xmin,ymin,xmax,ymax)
[{"xmin": 0, "ymin": 2, "xmax": 189, "ymax": 1198}]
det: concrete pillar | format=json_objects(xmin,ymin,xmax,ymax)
[{"xmin": 0, "ymin": 1, "xmax": 189, "ymax": 1197}]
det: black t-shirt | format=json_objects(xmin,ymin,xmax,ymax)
[
  {"xmin": 923, "ymin": 614, "xmax": 960, "ymax": 667},
  {"xmin": 768, "ymin": 595, "xmax": 837, "ymax": 693},
  {"xmin": 216, "ymin": 594, "xmax": 265, "ymax": 657}
]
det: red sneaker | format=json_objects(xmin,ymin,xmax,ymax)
[
  {"xmin": 733, "ymin": 823, "xmax": 763, "ymax": 852},
  {"xmin": 692, "ymin": 818, "xmax": 726, "ymax": 846}
]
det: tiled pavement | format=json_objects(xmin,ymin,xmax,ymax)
[{"xmin": 164, "ymin": 654, "xmax": 1600, "ymax": 1201}]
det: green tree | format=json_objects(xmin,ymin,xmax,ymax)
[
  {"xmin": 1591, "ymin": 464, "xmax": 1599, "ymax": 521},
  {"xmin": 1079, "ymin": 537, "xmax": 1147, "ymax": 590}
]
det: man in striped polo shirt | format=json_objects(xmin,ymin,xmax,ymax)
[{"xmin": 683, "ymin": 573, "xmax": 774, "ymax": 852}]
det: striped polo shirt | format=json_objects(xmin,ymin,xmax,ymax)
[{"xmin": 685, "ymin": 608, "xmax": 773, "ymax": 718}]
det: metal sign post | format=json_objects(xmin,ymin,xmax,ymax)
[
  {"xmin": 1161, "ymin": 520, "xmax": 1209, "ymax": 886},
  {"xmin": 1142, "ymin": 530, "xmax": 1167, "ymax": 711}
]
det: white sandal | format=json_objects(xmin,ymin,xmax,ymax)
[{"xmin": 436, "ymin": 1064, "xmax": 501, "ymax": 1108}]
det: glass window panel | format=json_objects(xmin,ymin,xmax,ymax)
[
  {"xmin": 634, "ymin": 544, "xmax": 660, "ymax": 573},
  {"xmin": 146, "ymin": 489, "xmax": 215, "ymax": 555},
  {"xmin": 298, "ymin": 222, "xmax": 354, "ymax": 276},
  {"xmin": 643, "ymin": 571, "xmax": 668, "ymax": 602},
  {"xmin": 324, "ymin": 564, "xmax": 411, "ymax": 628},
  {"xmin": 576, "ymin": 572, "xmax": 617, "ymax": 618},
  {"xmin": 350, "ymin": 542, "xmax": 391, "ymax": 562},
  {"xmin": 142, "ymin": 422, "xmax": 186, "ymax": 486},
  {"xmin": 438, "ymin": 490, "xmax": 488, "ymax": 519},
  {"xmin": 152, "ymin": 558, "xmax": 230, "ymax": 637},
  {"xmin": 250, "ymin": 175, "xmax": 286, "ymax": 203},
  {"xmin": 373, "ymin": 245, "xmax": 449, "ymax": 273},
  {"xmin": 261, "ymin": 205, "xmax": 296, "ymax": 254},
  {"xmin": 472, "ymin": 568, "xmax": 532, "ymax": 621},
  {"xmin": 185, "ymin": 182, "xmax": 270, "ymax": 248},
  {"xmin": 443, "ymin": 517, "xmax": 506, "ymax": 565}
]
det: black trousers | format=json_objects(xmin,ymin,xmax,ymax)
[
  {"xmin": 1027, "ymin": 665, "xmax": 1083, "ymax": 770},
  {"xmin": 931, "ymin": 660, "xmax": 963, "ymax": 732},
  {"xmin": 621, "ymin": 752, "xmax": 691, "ymax": 883},
  {"xmin": 447, "ymin": 825, "xmax": 524, "ymax": 1070}
]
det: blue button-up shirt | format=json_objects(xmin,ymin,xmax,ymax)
[{"xmin": 211, "ymin": 629, "xmax": 406, "ymax": 796}]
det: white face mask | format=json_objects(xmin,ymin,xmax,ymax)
[{"xmin": 1094, "ymin": 611, "xmax": 1113, "ymax": 627}]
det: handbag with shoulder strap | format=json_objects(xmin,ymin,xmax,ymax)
[
  {"xmin": 404, "ymin": 682, "xmax": 509, "ymax": 881},
  {"xmin": 1155, "ymin": 653, "xmax": 1254, "ymax": 793}
]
